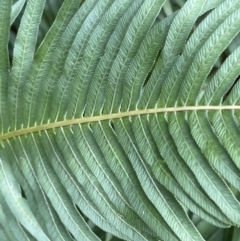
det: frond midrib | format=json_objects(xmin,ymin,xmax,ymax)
[{"xmin": 1, "ymin": 105, "xmax": 240, "ymax": 141}]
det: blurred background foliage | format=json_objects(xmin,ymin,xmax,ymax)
[{"xmin": 8, "ymin": 0, "xmax": 240, "ymax": 240}]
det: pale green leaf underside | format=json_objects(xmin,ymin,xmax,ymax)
[
  {"xmin": 1, "ymin": 0, "xmax": 240, "ymax": 241},
  {"xmin": 11, "ymin": 0, "xmax": 26, "ymax": 25}
]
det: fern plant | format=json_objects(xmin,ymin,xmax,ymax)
[{"xmin": 1, "ymin": 0, "xmax": 240, "ymax": 240}]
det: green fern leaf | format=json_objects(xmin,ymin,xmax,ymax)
[
  {"xmin": 1, "ymin": 0, "xmax": 240, "ymax": 241},
  {"xmin": 11, "ymin": 0, "xmax": 26, "ymax": 25}
]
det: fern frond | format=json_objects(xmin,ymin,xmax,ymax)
[{"xmin": 1, "ymin": 0, "xmax": 240, "ymax": 241}]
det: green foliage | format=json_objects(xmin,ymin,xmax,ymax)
[{"xmin": 1, "ymin": 0, "xmax": 240, "ymax": 240}]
